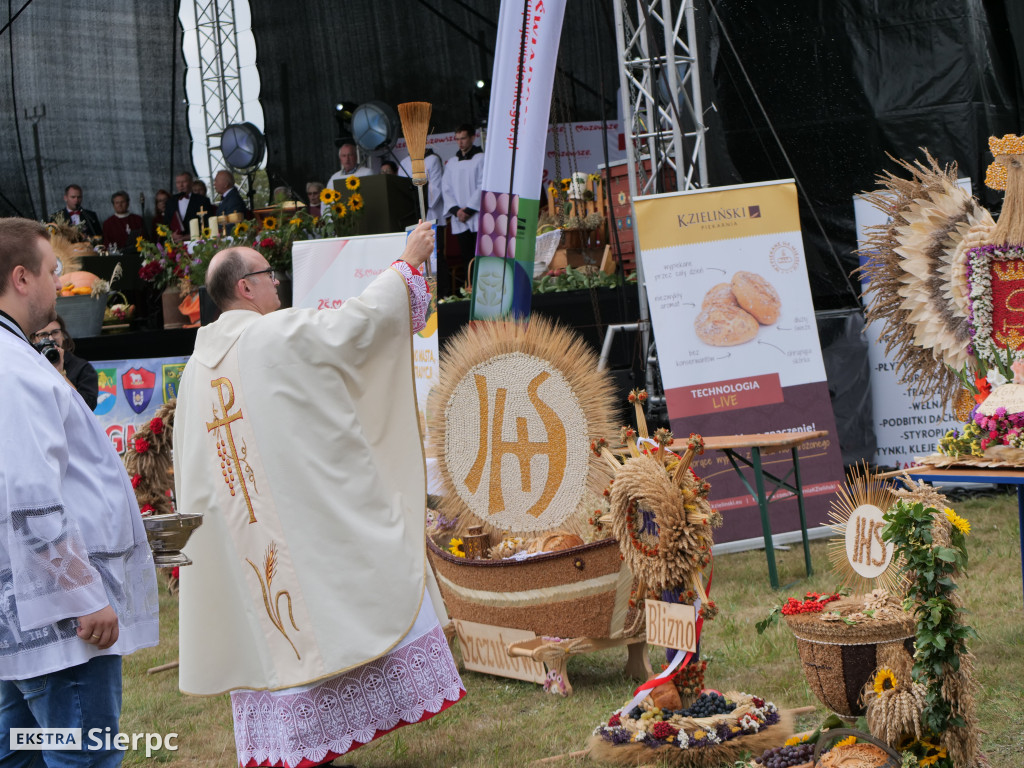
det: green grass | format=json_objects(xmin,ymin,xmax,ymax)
[{"xmin": 118, "ymin": 489, "xmax": 1023, "ymax": 767}]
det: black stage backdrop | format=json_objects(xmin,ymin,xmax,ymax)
[
  {"xmin": 0, "ymin": 1, "xmax": 191, "ymax": 222},
  {"xmin": 1, "ymin": 0, "xmax": 1024, "ymax": 314}
]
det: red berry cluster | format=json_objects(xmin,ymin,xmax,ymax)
[
  {"xmin": 607, "ymin": 713, "xmax": 621, "ymax": 727},
  {"xmin": 780, "ymin": 591, "xmax": 840, "ymax": 615},
  {"xmin": 650, "ymin": 721, "xmax": 678, "ymax": 740}
]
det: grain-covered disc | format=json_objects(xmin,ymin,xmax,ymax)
[{"xmin": 428, "ymin": 316, "xmax": 618, "ymax": 537}]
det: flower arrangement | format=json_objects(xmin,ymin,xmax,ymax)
[
  {"xmin": 137, "ymin": 224, "xmax": 204, "ymax": 291},
  {"xmin": 879, "ymin": 500, "xmax": 979, "ymax": 768}
]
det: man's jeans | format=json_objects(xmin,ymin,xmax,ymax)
[{"xmin": 0, "ymin": 655, "xmax": 123, "ymax": 767}]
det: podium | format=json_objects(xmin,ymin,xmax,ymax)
[{"xmin": 331, "ymin": 174, "xmax": 419, "ymax": 235}]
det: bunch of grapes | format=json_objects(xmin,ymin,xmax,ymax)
[
  {"xmin": 674, "ymin": 691, "xmax": 735, "ymax": 718},
  {"xmin": 754, "ymin": 743, "xmax": 814, "ymax": 767}
]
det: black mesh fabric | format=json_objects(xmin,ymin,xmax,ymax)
[
  {"xmin": 0, "ymin": 1, "xmax": 192, "ymax": 221},
  {"xmin": 705, "ymin": 0, "xmax": 1020, "ymax": 308},
  {"xmin": 2, "ymin": 0, "xmax": 1023, "ymax": 316},
  {"xmin": 248, "ymin": 0, "xmax": 620, "ymax": 194}
]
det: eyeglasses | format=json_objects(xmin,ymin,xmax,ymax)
[
  {"xmin": 33, "ymin": 329, "xmax": 62, "ymax": 340},
  {"xmin": 52, "ymin": 261, "xmax": 63, "ymax": 277},
  {"xmin": 242, "ymin": 268, "xmax": 277, "ymax": 281}
]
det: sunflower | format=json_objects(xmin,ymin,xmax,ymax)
[
  {"xmin": 345, "ymin": 176, "xmax": 361, "ymax": 190},
  {"xmin": 156, "ymin": 224, "xmax": 169, "ymax": 238},
  {"xmin": 135, "ymin": 235, "xmax": 146, "ymax": 251},
  {"xmin": 447, "ymin": 537, "xmax": 466, "ymax": 557},
  {"xmin": 348, "ymin": 193, "xmax": 364, "ymax": 211},
  {"xmin": 560, "ymin": 178, "xmax": 570, "ymax": 191},
  {"xmin": 332, "ymin": 202, "xmax": 347, "ymax": 218},
  {"xmin": 832, "ymin": 736, "xmax": 857, "ymax": 749},
  {"xmin": 784, "ymin": 735, "xmax": 808, "ymax": 747},
  {"xmin": 943, "ymin": 507, "xmax": 970, "ymax": 536},
  {"xmin": 873, "ymin": 667, "xmax": 897, "ymax": 695},
  {"xmin": 918, "ymin": 741, "xmax": 948, "ymax": 767},
  {"xmin": 320, "ymin": 188, "xmax": 340, "ymax": 204},
  {"xmin": 201, "ymin": 227, "xmax": 212, "ymax": 239},
  {"xmin": 262, "ymin": 216, "xmax": 278, "ymax": 230},
  {"xmin": 288, "ymin": 217, "xmax": 303, "ymax": 226},
  {"xmin": 233, "ymin": 221, "xmax": 250, "ymax": 237}
]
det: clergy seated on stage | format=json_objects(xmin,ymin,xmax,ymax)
[
  {"xmin": 326, "ymin": 141, "xmax": 373, "ymax": 189},
  {"xmin": 172, "ymin": 222, "xmax": 464, "ymax": 768},
  {"xmin": 305, "ymin": 181, "xmax": 324, "ymax": 218},
  {"xmin": 101, "ymin": 190, "xmax": 145, "ymax": 252}
]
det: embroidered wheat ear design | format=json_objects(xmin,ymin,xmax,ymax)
[{"xmin": 247, "ymin": 542, "xmax": 300, "ymax": 660}]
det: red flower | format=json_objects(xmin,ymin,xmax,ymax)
[
  {"xmin": 149, "ymin": 417, "xmax": 164, "ymax": 435},
  {"xmin": 139, "ymin": 504, "xmax": 156, "ymax": 516},
  {"xmin": 131, "ymin": 474, "xmax": 142, "ymax": 489},
  {"xmin": 975, "ymin": 376, "xmax": 991, "ymax": 404},
  {"xmin": 650, "ymin": 721, "xmax": 678, "ymax": 740},
  {"xmin": 608, "ymin": 713, "xmax": 621, "ymax": 727},
  {"xmin": 134, "ymin": 437, "xmax": 150, "ymax": 454},
  {"xmin": 259, "ymin": 237, "xmax": 275, "ymax": 248}
]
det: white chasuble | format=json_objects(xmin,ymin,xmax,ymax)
[{"xmin": 174, "ymin": 268, "xmax": 428, "ymax": 695}]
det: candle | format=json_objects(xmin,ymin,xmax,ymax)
[
  {"xmin": 208, "ymin": 216, "xmax": 219, "ymax": 236},
  {"xmin": 189, "ymin": 218, "xmax": 200, "ymax": 240}
]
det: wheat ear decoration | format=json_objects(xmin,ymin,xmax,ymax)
[{"xmin": 398, "ymin": 102, "xmax": 432, "ymax": 183}]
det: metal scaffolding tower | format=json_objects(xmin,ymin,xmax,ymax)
[
  {"xmin": 180, "ymin": 0, "xmax": 262, "ymax": 186},
  {"xmin": 606, "ymin": 0, "xmax": 709, "ymax": 406},
  {"xmin": 614, "ymin": 0, "xmax": 708, "ymax": 199}
]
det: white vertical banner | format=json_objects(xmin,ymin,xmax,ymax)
[
  {"xmin": 853, "ymin": 187, "xmax": 967, "ymax": 468},
  {"xmin": 482, "ymin": 0, "xmax": 568, "ymax": 198},
  {"xmin": 471, "ymin": 0, "xmax": 568, "ymax": 320}
]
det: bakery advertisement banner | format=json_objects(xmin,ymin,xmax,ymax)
[
  {"xmin": 633, "ymin": 180, "xmax": 842, "ymax": 546},
  {"xmin": 91, "ymin": 355, "xmax": 189, "ymax": 455},
  {"xmin": 292, "ymin": 232, "xmax": 440, "ymax": 436},
  {"xmin": 853, "ymin": 188, "xmax": 965, "ymax": 469}
]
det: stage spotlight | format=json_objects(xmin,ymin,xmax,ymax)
[{"xmin": 220, "ymin": 123, "xmax": 266, "ymax": 172}]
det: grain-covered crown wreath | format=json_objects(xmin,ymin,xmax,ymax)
[{"xmin": 592, "ymin": 390, "xmax": 721, "ymax": 607}]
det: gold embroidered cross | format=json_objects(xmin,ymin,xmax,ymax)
[{"xmin": 206, "ymin": 377, "xmax": 258, "ymax": 523}]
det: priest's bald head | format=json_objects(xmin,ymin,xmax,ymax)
[{"xmin": 206, "ymin": 246, "xmax": 282, "ymax": 315}]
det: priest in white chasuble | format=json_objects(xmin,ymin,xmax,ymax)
[{"xmin": 172, "ymin": 223, "xmax": 464, "ymax": 768}]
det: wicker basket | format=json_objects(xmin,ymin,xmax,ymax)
[
  {"xmin": 56, "ymin": 293, "xmax": 108, "ymax": 338},
  {"xmin": 784, "ymin": 598, "xmax": 915, "ymax": 717}
]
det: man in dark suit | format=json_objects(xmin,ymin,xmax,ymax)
[
  {"xmin": 49, "ymin": 185, "xmax": 102, "ymax": 239},
  {"xmin": 213, "ymin": 170, "xmax": 249, "ymax": 219},
  {"xmin": 166, "ymin": 171, "xmax": 213, "ymax": 241}
]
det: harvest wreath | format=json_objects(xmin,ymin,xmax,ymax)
[{"xmin": 589, "ymin": 691, "xmax": 791, "ymax": 767}]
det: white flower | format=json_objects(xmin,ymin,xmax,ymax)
[{"xmin": 988, "ymin": 368, "xmax": 1008, "ymax": 388}]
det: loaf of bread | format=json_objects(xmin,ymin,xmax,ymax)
[
  {"xmin": 731, "ymin": 271, "xmax": 781, "ymax": 324},
  {"xmin": 694, "ymin": 305, "xmax": 759, "ymax": 346},
  {"xmin": 701, "ymin": 282, "xmax": 739, "ymax": 309}
]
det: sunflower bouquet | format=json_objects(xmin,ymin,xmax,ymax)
[{"xmin": 317, "ymin": 175, "xmax": 366, "ymax": 238}]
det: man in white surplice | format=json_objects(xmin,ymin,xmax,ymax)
[
  {"xmin": 441, "ymin": 123, "xmax": 484, "ymax": 271},
  {"xmin": 0, "ymin": 218, "xmax": 159, "ymax": 767},
  {"xmin": 172, "ymin": 223, "xmax": 463, "ymax": 768}
]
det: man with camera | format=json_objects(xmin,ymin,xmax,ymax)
[
  {"xmin": 31, "ymin": 316, "xmax": 99, "ymax": 410},
  {"xmin": 0, "ymin": 218, "xmax": 159, "ymax": 765}
]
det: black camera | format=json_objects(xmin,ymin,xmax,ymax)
[{"xmin": 33, "ymin": 338, "xmax": 61, "ymax": 365}]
